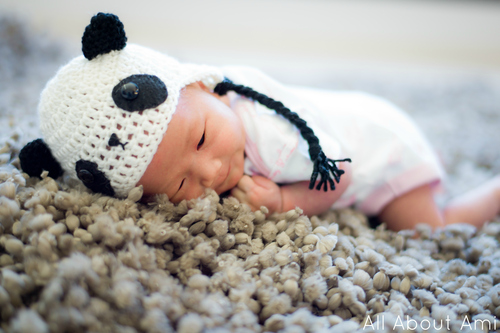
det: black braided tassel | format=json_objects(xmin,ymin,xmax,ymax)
[{"xmin": 214, "ymin": 78, "xmax": 352, "ymax": 192}]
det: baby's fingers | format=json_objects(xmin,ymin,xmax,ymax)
[
  {"xmin": 230, "ymin": 187, "xmax": 246, "ymax": 201},
  {"xmin": 236, "ymin": 175, "xmax": 256, "ymax": 193},
  {"xmin": 231, "ymin": 187, "xmax": 256, "ymax": 210}
]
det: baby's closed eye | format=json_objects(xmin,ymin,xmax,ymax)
[{"xmin": 197, "ymin": 132, "xmax": 205, "ymax": 150}]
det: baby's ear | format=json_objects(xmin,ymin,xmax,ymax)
[
  {"xmin": 19, "ymin": 139, "xmax": 63, "ymax": 179},
  {"xmin": 197, "ymin": 81, "xmax": 209, "ymax": 91}
]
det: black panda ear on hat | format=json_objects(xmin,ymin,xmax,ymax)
[
  {"xmin": 19, "ymin": 139, "xmax": 63, "ymax": 179},
  {"xmin": 82, "ymin": 12, "xmax": 127, "ymax": 60}
]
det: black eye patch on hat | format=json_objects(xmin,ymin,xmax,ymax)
[
  {"xmin": 112, "ymin": 74, "xmax": 168, "ymax": 112},
  {"xmin": 76, "ymin": 160, "xmax": 115, "ymax": 196}
]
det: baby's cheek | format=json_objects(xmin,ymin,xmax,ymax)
[
  {"xmin": 183, "ymin": 185, "xmax": 207, "ymax": 201},
  {"xmin": 229, "ymin": 168, "xmax": 245, "ymax": 192}
]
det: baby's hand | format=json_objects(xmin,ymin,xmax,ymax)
[{"xmin": 231, "ymin": 175, "xmax": 282, "ymax": 213}]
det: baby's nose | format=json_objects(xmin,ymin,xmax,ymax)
[{"xmin": 199, "ymin": 158, "xmax": 222, "ymax": 188}]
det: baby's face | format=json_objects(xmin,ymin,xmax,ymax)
[{"xmin": 138, "ymin": 82, "xmax": 246, "ymax": 202}]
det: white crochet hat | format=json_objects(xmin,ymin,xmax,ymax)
[{"xmin": 20, "ymin": 13, "xmax": 223, "ymax": 197}]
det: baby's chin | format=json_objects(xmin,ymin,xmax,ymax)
[
  {"xmin": 217, "ymin": 155, "xmax": 245, "ymax": 193},
  {"xmin": 217, "ymin": 170, "xmax": 244, "ymax": 196},
  {"xmin": 217, "ymin": 177, "xmax": 242, "ymax": 199},
  {"xmin": 216, "ymin": 177, "xmax": 239, "ymax": 197}
]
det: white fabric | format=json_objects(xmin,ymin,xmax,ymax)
[
  {"xmin": 223, "ymin": 66, "xmax": 445, "ymax": 215},
  {"xmin": 39, "ymin": 44, "xmax": 223, "ymax": 197}
]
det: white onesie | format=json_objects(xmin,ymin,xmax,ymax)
[{"xmin": 222, "ymin": 66, "xmax": 445, "ymax": 216}]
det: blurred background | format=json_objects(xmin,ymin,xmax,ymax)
[
  {"xmin": 1, "ymin": 0, "xmax": 500, "ymax": 200},
  {"xmin": 1, "ymin": 0, "xmax": 500, "ymax": 83}
]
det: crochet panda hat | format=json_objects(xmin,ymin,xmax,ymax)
[{"xmin": 20, "ymin": 12, "xmax": 349, "ymax": 198}]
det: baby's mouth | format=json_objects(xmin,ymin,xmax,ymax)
[{"xmin": 215, "ymin": 152, "xmax": 243, "ymax": 194}]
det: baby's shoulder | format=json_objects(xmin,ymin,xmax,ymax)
[{"xmin": 222, "ymin": 65, "xmax": 408, "ymax": 124}]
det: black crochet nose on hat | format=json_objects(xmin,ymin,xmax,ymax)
[{"xmin": 82, "ymin": 12, "xmax": 127, "ymax": 60}]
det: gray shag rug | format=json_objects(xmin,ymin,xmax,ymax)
[{"xmin": 1, "ymin": 15, "xmax": 500, "ymax": 333}]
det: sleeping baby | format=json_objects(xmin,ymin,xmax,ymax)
[{"xmin": 20, "ymin": 13, "xmax": 500, "ymax": 231}]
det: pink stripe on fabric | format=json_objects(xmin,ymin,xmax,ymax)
[
  {"xmin": 245, "ymin": 138, "xmax": 270, "ymax": 177},
  {"xmin": 333, "ymin": 194, "xmax": 357, "ymax": 209},
  {"xmin": 268, "ymin": 140, "xmax": 298, "ymax": 180},
  {"xmin": 359, "ymin": 164, "xmax": 442, "ymax": 216}
]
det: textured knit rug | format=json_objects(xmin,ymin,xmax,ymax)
[{"xmin": 1, "ymin": 16, "xmax": 500, "ymax": 333}]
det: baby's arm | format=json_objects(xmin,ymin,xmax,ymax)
[{"xmin": 231, "ymin": 161, "xmax": 352, "ymax": 216}]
